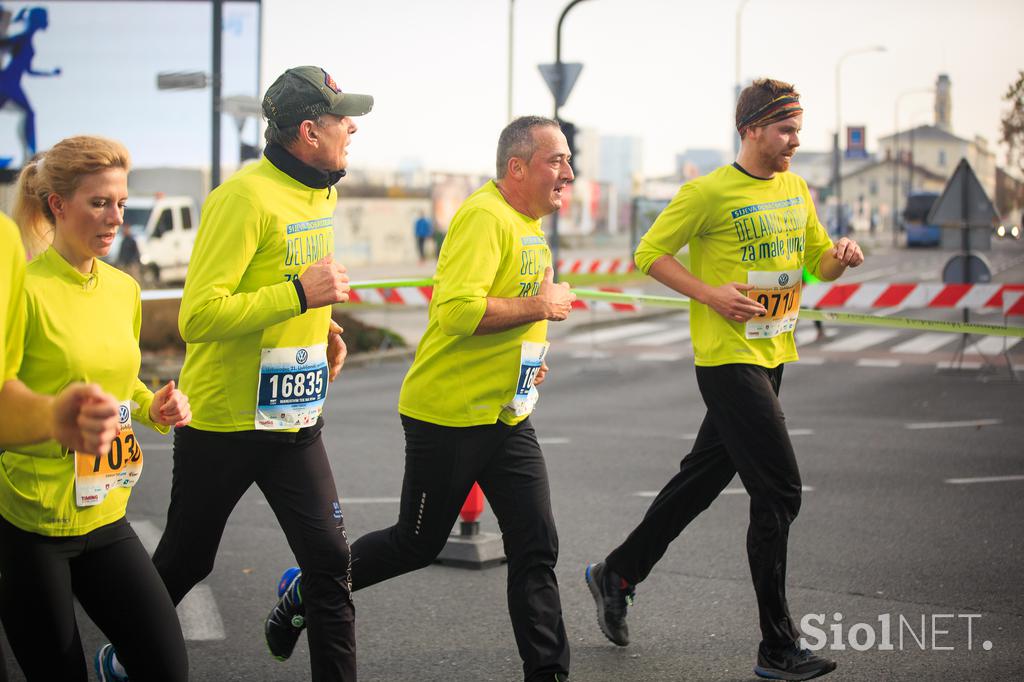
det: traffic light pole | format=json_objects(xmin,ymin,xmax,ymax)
[{"xmin": 550, "ymin": 0, "xmax": 591, "ymax": 281}]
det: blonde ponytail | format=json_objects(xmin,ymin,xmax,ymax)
[{"xmin": 12, "ymin": 136, "xmax": 131, "ymax": 260}]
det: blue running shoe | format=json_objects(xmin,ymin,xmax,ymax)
[
  {"xmin": 95, "ymin": 643, "xmax": 129, "ymax": 682},
  {"xmin": 265, "ymin": 566, "xmax": 306, "ymax": 661}
]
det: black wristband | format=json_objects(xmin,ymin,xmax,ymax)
[{"xmin": 292, "ymin": 278, "xmax": 308, "ymax": 314}]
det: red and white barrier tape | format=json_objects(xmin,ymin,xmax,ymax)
[
  {"xmin": 803, "ymin": 283, "xmax": 1024, "ymax": 315},
  {"xmin": 347, "ymin": 286, "xmax": 433, "ymax": 306},
  {"xmin": 557, "ymin": 258, "xmax": 635, "ymax": 275}
]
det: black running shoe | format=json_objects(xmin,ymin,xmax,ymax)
[
  {"xmin": 265, "ymin": 567, "xmax": 306, "ymax": 661},
  {"xmin": 754, "ymin": 642, "xmax": 837, "ymax": 680},
  {"xmin": 585, "ymin": 562, "xmax": 634, "ymax": 646}
]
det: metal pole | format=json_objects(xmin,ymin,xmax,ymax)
[
  {"xmin": 892, "ymin": 89, "xmax": 933, "ymax": 246},
  {"xmin": 892, "ymin": 114, "xmax": 900, "ymax": 246},
  {"xmin": 734, "ymin": 0, "xmax": 751, "ymax": 158},
  {"xmin": 550, "ymin": 0, "xmax": 591, "ymax": 281},
  {"xmin": 834, "ymin": 46, "xmax": 885, "ymax": 237},
  {"xmin": 835, "ymin": 57, "xmax": 842, "ymax": 236},
  {"xmin": 507, "ymin": 0, "xmax": 515, "ymax": 122},
  {"xmin": 211, "ymin": 0, "xmax": 223, "ymax": 188}
]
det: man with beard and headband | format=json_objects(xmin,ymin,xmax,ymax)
[
  {"xmin": 584, "ymin": 79, "xmax": 863, "ymax": 681},
  {"xmin": 264, "ymin": 116, "xmax": 577, "ymax": 682}
]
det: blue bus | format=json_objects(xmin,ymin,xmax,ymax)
[{"xmin": 903, "ymin": 192, "xmax": 941, "ymax": 247}]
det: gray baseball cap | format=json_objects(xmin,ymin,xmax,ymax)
[{"xmin": 262, "ymin": 66, "xmax": 373, "ymax": 128}]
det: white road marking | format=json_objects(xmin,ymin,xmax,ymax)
[
  {"xmin": 538, "ymin": 437, "xmax": 571, "ymax": 445},
  {"xmin": 178, "ymin": 586, "xmax": 226, "ymax": 641},
  {"xmin": 794, "ymin": 327, "xmax": 839, "ymax": 346},
  {"xmin": 820, "ymin": 329, "xmax": 900, "ymax": 352},
  {"xmin": 633, "ymin": 485, "xmax": 815, "ymax": 498},
  {"xmin": 130, "ymin": 519, "xmax": 164, "ymax": 554},
  {"xmin": 969, "ymin": 336, "xmax": 1022, "ymax": 355},
  {"xmin": 905, "ymin": 418, "xmax": 1002, "ymax": 430},
  {"xmin": 891, "ymin": 333, "xmax": 957, "ymax": 354},
  {"xmin": 945, "ymin": 475, "xmax": 1024, "ymax": 485},
  {"xmin": 796, "ymin": 356, "xmax": 826, "ymax": 365},
  {"xmin": 129, "ymin": 519, "xmax": 225, "ymax": 641},
  {"xmin": 637, "ymin": 352, "xmax": 686, "ymax": 362},
  {"xmin": 628, "ymin": 327, "xmax": 691, "ymax": 346},
  {"xmin": 575, "ymin": 322, "xmax": 669, "ymax": 344},
  {"xmin": 680, "ymin": 428, "xmax": 812, "ymax": 440},
  {"xmin": 936, "ymin": 360, "xmax": 984, "ymax": 370},
  {"xmin": 570, "ymin": 350, "xmax": 612, "ymax": 360},
  {"xmin": 856, "ymin": 358, "xmax": 902, "ymax": 368}
]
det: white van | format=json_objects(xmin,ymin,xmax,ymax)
[{"xmin": 105, "ymin": 195, "xmax": 198, "ymax": 285}]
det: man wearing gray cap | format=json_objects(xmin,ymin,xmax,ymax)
[{"xmin": 96, "ymin": 66, "xmax": 372, "ymax": 682}]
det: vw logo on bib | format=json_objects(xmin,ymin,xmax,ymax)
[
  {"xmin": 119, "ymin": 404, "xmax": 131, "ymax": 423},
  {"xmin": 778, "ymin": 273, "xmax": 790, "ymax": 286},
  {"xmin": 296, "ymin": 348, "xmax": 308, "ymax": 364}
]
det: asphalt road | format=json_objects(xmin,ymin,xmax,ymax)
[{"xmin": 3, "ymin": 239, "xmax": 1023, "ymax": 681}]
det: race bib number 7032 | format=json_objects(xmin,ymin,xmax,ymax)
[{"xmin": 74, "ymin": 401, "xmax": 142, "ymax": 507}]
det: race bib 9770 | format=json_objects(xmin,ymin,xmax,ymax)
[{"xmin": 745, "ymin": 269, "xmax": 801, "ymax": 339}]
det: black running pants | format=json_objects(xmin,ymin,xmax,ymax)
[
  {"xmin": 350, "ymin": 415, "xmax": 570, "ymax": 682},
  {"xmin": 0, "ymin": 515, "xmax": 187, "ymax": 682},
  {"xmin": 152, "ymin": 425, "xmax": 355, "ymax": 682},
  {"xmin": 605, "ymin": 363, "xmax": 803, "ymax": 647}
]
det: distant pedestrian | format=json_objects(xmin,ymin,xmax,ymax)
[
  {"xmin": 584, "ymin": 78, "xmax": 863, "ymax": 681},
  {"xmin": 116, "ymin": 222, "xmax": 142, "ymax": 280},
  {"xmin": 413, "ymin": 211, "xmax": 431, "ymax": 263}
]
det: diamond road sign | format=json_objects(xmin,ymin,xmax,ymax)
[{"xmin": 538, "ymin": 62, "xmax": 583, "ymax": 108}]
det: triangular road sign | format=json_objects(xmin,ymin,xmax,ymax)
[
  {"xmin": 927, "ymin": 158, "xmax": 999, "ymax": 227},
  {"xmin": 538, "ymin": 62, "xmax": 583, "ymax": 109}
]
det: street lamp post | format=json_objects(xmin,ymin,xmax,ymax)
[
  {"xmin": 833, "ymin": 45, "xmax": 885, "ymax": 236},
  {"xmin": 892, "ymin": 88, "xmax": 933, "ymax": 246},
  {"xmin": 507, "ymin": 0, "xmax": 515, "ymax": 122},
  {"xmin": 549, "ymin": 0, "xmax": 591, "ymax": 280},
  {"xmin": 734, "ymin": 0, "xmax": 752, "ymax": 157}
]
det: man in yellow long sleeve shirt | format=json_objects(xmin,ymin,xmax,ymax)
[
  {"xmin": 585, "ymin": 79, "xmax": 863, "ymax": 682},
  {"xmin": 265, "ymin": 116, "xmax": 577, "ymax": 682},
  {"xmin": 126, "ymin": 66, "xmax": 371, "ymax": 682}
]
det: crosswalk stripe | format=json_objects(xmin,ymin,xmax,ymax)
[
  {"xmin": 819, "ymin": 329, "xmax": 900, "ymax": 352},
  {"xmin": 637, "ymin": 352, "xmax": 686, "ymax": 362},
  {"xmin": 129, "ymin": 519, "xmax": 226, "ymax": 641},
  {"xmin": 969, "ymin": 336, "xmax": 1022, "ymax": 355},
  {"xmin": 628, "ymin": 327, "xmax": 691, "ymax": 346},
  {"xmin": 891, "ymin": 333, "xmax": 957, "ymax": 354},
  {"xmin": 573, "ymin": 322, "xmax": 668, "ymax": 344},
  {"xmin": 856, "ymin": 358, "xmax": 902, "ymax": 368}
]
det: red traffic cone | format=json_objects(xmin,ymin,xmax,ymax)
[{"xmin": 435, "ymin": 481, "xmax": 506, "ymax": 569}]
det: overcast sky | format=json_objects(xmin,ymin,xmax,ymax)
[
  {"xmin": 3, "ymin": 0, "xmax": 1022, "ymax": 177},
  {"xmin": 261, "ymin": 0, "xmax": 1023, "ymax": 176}
]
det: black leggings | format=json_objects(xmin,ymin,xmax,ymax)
[
  {"xmin": 152, "ymin": 424, "xmax": 354, "ymax": 682},
  {"xmin": 350, "ymin": 415, "xmax": 569, "ymax": 682},
  {"xmin": 606, "ymin": 363, "xmax": 803, "ymax": 647},
  {"xmin": 0, "ymin": 515, "xmax": 187, "ymax": 682}
]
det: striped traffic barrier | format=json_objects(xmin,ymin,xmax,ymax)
[{"xmin": 140, "ymin": 279, "xmax": 1024, "ymax": 338}]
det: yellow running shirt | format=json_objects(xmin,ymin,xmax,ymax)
[
  {"xmin": 177, "ymin": 156, "xmax": 335, "ymax": 432},
  {"xmin": 399, "ymin": 181, "xmax": 550, "ymax": 427},
  {"xmin": 635, "ymin": 165, "xmax": 833, "ymax": 368},
  {"xmin": 0, "ymin": 247, "xmax": 166, "ymax": 536},
  {"xmin": 1, "ymin": 213, "xmax": 25, "ymax": 382}
]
